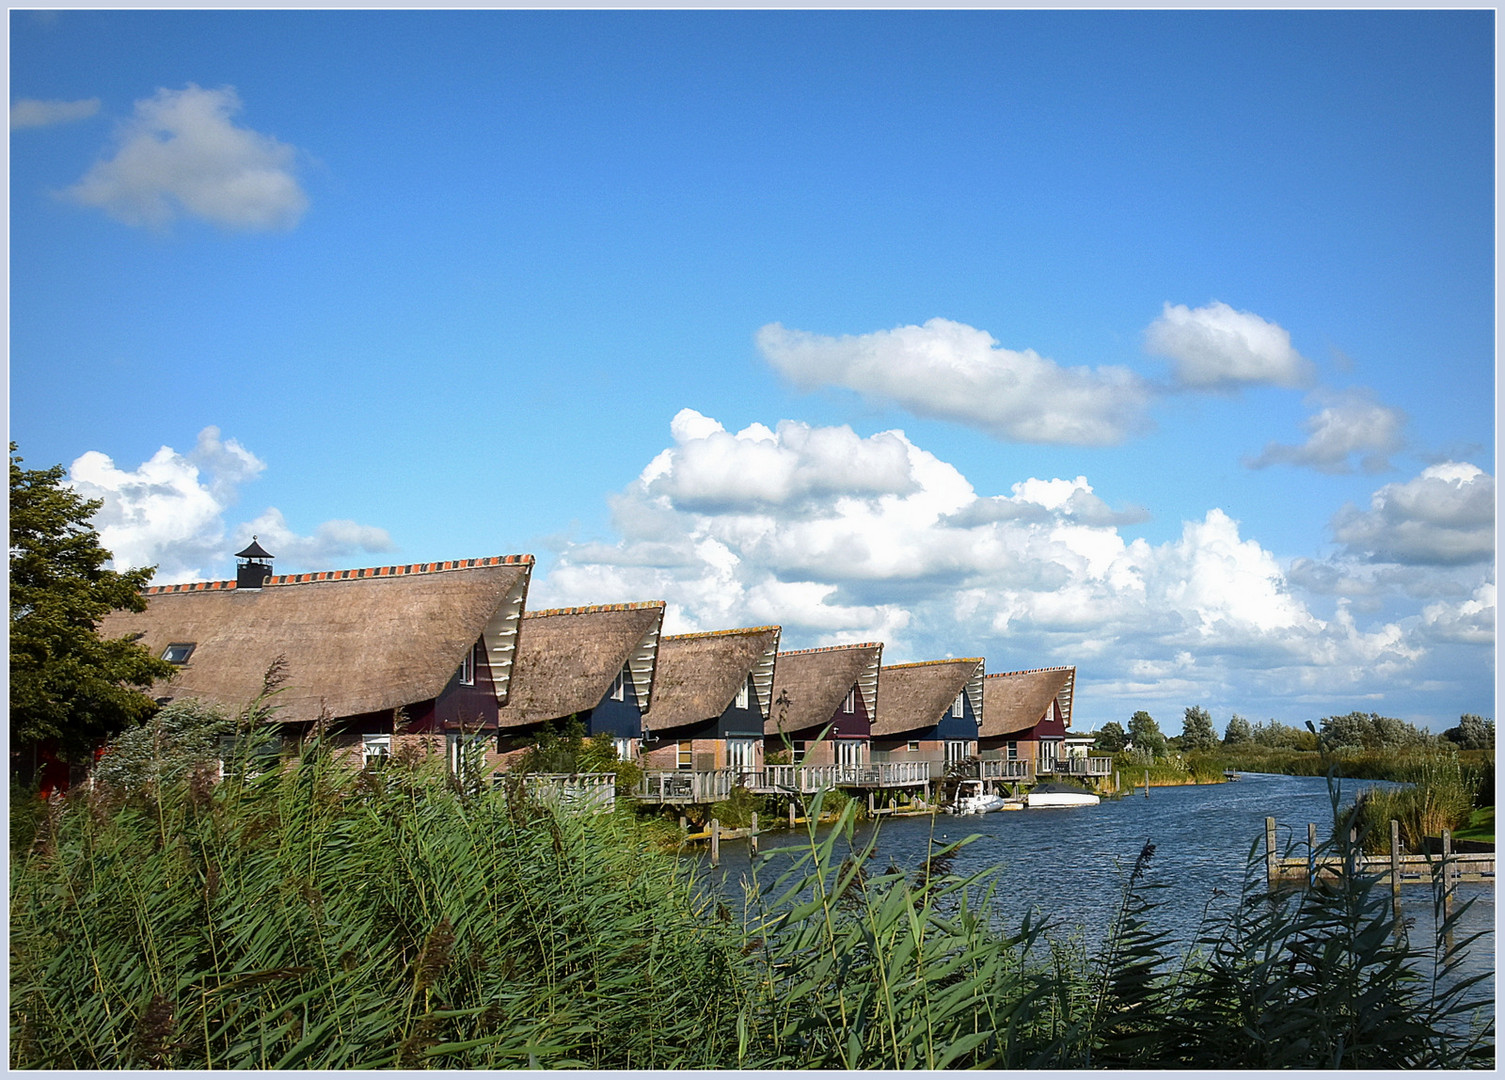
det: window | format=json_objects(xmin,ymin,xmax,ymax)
[
  {"xmin": 677, "ymin": 740, "xmax": 693, "ymax": 770},
  {"xmin": 907, "ymin": 740, "xmax": 921, "ymax": 753},
  {"xmin": 612, "ymin": 737, "xmax": 637, "ymax": 762},
  {"xmin": 727, "ymin": 738, "xmax": 757, "ymax": 772},
  {"xmin": 162, "ymin": 642, "xmax": 195, "ymax": 665},
  {"xmin": 735, "ymin": 679, "xmax": 750, "ymax": 710},
  {"xmin": 1006, "ymin": 741, "xmax": 1018, "ymax": 761},
  {"xmin": 457, "ymin": 645, "xmax": 474, "ymax": 686},
  {"xmin": 836, "ymin": 740, "xmax": 863, "ymax": 767},
  {"xmin": 363, "ymin": 733, "xmax": 392, "ymax": 768},
  {"xmin": 610, "ymin": 666, "xmax": 628, "ymax": 702},
  {"xmin": 792, "ymin": 741, "xmax": 807, "ymax": 763},
  {"xmin": 1038, "ymin": 740, "xmax": 1058, "ymax": 773},
  {"xmin": 843, "ymin": 687, "xmax": 856, "ymax": 715},
  {"xmin": 951, "ymin": 693, "xmax": 965, "ymax": 718},
  {"xmin": 945, "ymin": 740, "xmax": 967, "ymax": 764}
]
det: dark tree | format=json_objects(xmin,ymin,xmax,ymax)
[
  {"xmin": 1180, "ymin": 705, "xmax": 1218, "ymax": 752},
  {"xmin": 1127, "ymin": 710, "xmax": 1166, "ymax": 757},
  {"xmin": 1442, "ymin": 713, "xmax": 1494, "ymax": 751},
  {"xmin": 10, "ymin": 445, "xmax": 175, "ymax": 762},
  {"xmin": 1223, "ymin": 713, "xmax": 1253, "ymax": 746},
  {"xmin": 1094, "ymin": 721, "xmax": 1127, "ymax": 753}
]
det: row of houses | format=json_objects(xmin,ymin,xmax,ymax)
[{"xmin": 85, "ymin": 545, "xmax": 1108, "ymax": 803}]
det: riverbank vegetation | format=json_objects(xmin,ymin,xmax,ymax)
[{"xmin": 11, "ymin": 748, "xmax": 1493, "ymax": 1068}]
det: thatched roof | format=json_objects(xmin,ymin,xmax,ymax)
[
  {"xmin": 493, "ymin": 602, "xmax": 665, "ymax": 729},
  {"xmin": 872, "ymin": 658, "xmax": 985, "ymax": 738},
  {"xmin": 96, "ymin": 556, "xmax": 533, "ymax": 724},
  {"xmin": 765, "ymin": 642, "xmax": 883, "ymax": 736},
  {"xmin": 641, "ymin": 626, "xmax": 781, "ymax": 732},
  {"xmin": 980, "ymin": 667, "xmax": 1076, "ymax": 738}
]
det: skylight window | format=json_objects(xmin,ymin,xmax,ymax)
[{"xmin": 162, "ymin": 643, "xmax": 195, "ymax": 665}]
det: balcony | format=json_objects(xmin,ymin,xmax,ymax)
[
  {"xmin": 501, "ymin": 772, "xmax": 616, "ymax": 813},
  {"xmin": 1043, "ymin": 756, "xmax": 1114, "ymax": 777},
  {"xmin": 637, "ymin": 769, "xmax": 739, "ymax": 804},
  {"xmin": 957, "ymin": 758, "xmax": 1031, "ymax": 780},
  {"xmin": 751, "ymin": 761, "xmax": 931, "ymax": 793}
]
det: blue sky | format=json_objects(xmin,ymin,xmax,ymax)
[{"xmin": 10, "ymin": 10, "xmax": 1495, "ymax": 735}]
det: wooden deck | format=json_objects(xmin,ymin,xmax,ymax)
[
  {"xmin": 1263, "ymin": 817, "xmax": 1494, "ymax": 891},
  {"xmin": 635, "ymin": 762, "xmax": 933, "ymax": 803}
]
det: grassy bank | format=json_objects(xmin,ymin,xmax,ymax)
[{"xmin": 10, "ymin": 753, "xmax": 1494, "ymax": 1068}]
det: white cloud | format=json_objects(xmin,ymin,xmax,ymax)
[
  {"xmin": 537, "ymin": 412, "xmax": 1431, "ymax": 700},
  {"xmin": 67, "ymin": 427, "xmax": 392, "ymax": 582},
  {"xmin": 1332, "ymin": 462, "xmax": 1495, "ymax": 566},
  {"xmin": 63, "ymin": 84, "xmax": 308, "ymax": 230},
  {"xmin": 1145, "ymin": 300, "xmax": 1314, "ymax": 389},
  {"xmin": 1246, "ymin": 388, "xmax": 1406, "ymax": 474},
  {"xmin": 1419, "ymin": 578, "xmax": 1495, "ymax": 646},
  {"xmin": 11, "ymin": 97, "xmax": 99, "ymax": 130},
  {"xmin": 757, "ymin": 318, "xmax": 1151, "ymax": 446}
]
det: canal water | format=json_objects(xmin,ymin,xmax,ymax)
[{"xmin": 702, "ymin": 772, "xmax": 1494, "ymax": 998}]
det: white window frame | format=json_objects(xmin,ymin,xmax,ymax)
[
  {"xmin": 363, "ymin": 733, "xmax": 392, "ymax": 768},
  {"xmin": 458, "ymin": 645, "xmax": 475, "ymax": 687},
  {"xmin": 1006, "ymin": 741, "xmax": 1018, "ymax": 760},
  {"xmin": 907, "ymin": 739, "xmax": 921, "ymax": 753},
  {"xmin": 610, "ymin": 667, "xmax": 627, "ymax": 702},
  {"xmin": 677, "ymin": 740, "xmax": 693, "ymax": 770},
  {"xmin": 735, "ymin": 679, "xmax": 750, "ymax": 710},
  {"xmin": 613, "ymin": 736, "xmax": 637, "ymax": 762},
  {"xmin": 1038, "ymin": 740, "xmax": 1059, "ymax": 772},
  {"xmin": 836, "ymin": 740, "xmax": 863, "ymax": 767},
  {"xmin": 727, "ymin": 738, "xmax": 757, "ymax": 772},
  {"xmin": 951, "ymin": 693, "xmax": 965, "ymax": 718},
  {"xmin": 843, "ymin": 687, "xmax": 856, "ymax": 714}
]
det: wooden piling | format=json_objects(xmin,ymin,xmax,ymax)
[
  {"xmin": 1390, "ymin": 819, "xmax": 1401, "ymax": 897},
  {"xmin": 1442, "ymin": 828, "xmax": 1455, "ymax": 918},
  {"xmin": 1113, "ymin": 769, "xmax": 1119, "ymax": 794},
  {"xmin": 1308, "ymin": 823, "xmax": 1318, "ymax": 887},
  {"xmin": 750, "ymin": 812, "xmax": 758, "ymax": 855},
  {"xmin": 868, "ymin": 792, "xmax": 875, "ymax": 816},
  {"xmin": 1265, "ymin": 817, "xmax": 1278, "ymax": 890},
  {"xmin": 788, "ymin": 800, "xmax": 796, "ymax": 828},
  {"xmin": 1144, "ymin": 770, "xmax": 1150, "ymax": 798},
  {"xmin": 710, "ymin": 818, "xmax": 720, "ymax": 867}
]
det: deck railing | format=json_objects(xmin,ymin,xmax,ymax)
[
  {"xmin": 504, "ymin": 772, "xmax": 617, "ymax": 813},
  {"xmin": 637, "ymin": 769, "xmax": 739, "ymax": 804},
  {"xmin": 1051, "ymin": 756, "xmax": 1114, "ymax": 777},
  {"xmin": 965, "ymin": 758, "xmax": 1032, "ymax": 780},
  {"xmin": 751, "ymin": 761, "xmax": 931, "ymax": 793}
]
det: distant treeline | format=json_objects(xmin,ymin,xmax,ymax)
[{"xmin": 1094, "ymin": 709, "xmax": 1493, "ymax": 758}]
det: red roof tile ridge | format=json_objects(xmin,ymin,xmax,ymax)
[
  {"xmin": 884, "ymin": 657, "xmax": 984, "ymax": 671},
  {"xmin": 141, "ymin": 554, "xmax": 534, "ymax": 594},
  {"xmin": 662, "ymin": 625, "xmax": 780, "ymax": 641},
  {"xmin": 778, "ymin": 641, "xmax": 883, "ymax": 657},
  {"xmin": 524, "ymin": 600, "xmax": 667, "ymax": 618},
  {"xmin": 985, "ymin": 666, "xmax": 1075, "ymax": 679}
]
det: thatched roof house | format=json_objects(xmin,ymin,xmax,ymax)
[
  {"xmin": 493, "ymin": 602, "xmax": 665, "ymax": 736},
  {"xmin": 980, "ymin": 666, "xmax": 1075, "ymax": 741},
  {"xmin": 765, "ymin": 642, "xmax": 883, "ymax": 742},
  {"xmin": 871, "ymin": 658, "xmax": 984, "ymax": 740},
  {"xmin": 641, "ymin": 626, "xmax": 781, "ymax": 735},
  {"xmin": 95, "ymin": 556, "xmax": 534, "ymax": 727}
]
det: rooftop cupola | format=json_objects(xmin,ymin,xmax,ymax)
[{"xmin": 234, "ymin": 537, "xmax": 275, "ymax": 590}]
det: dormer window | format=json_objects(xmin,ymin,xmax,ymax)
[
  {"xmin": 162, "ymin": 643, "xmax": 195, "ymax": 665},
  {"xmin": 843, "ymin": 688, "xmax": 856, "ymax": 715},
  {"xmin": 457, "ymin": 645, "xmax": 474, "ymax": 686},
  {"xmin": 951, "ymin": 693, "xmax": 965, "ymax": 718},
  {"xmin": 735, "ymin": 678, "xmax": 750, "ymax": 710},
  {"xmin": 610, "ymin": 666, "xmax": 627, "ymax": 702}
]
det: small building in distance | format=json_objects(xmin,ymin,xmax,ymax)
[
  {"xmin": 979, "ymin": 666, "xmax": 1075, "ymax": 777},
  {"xmin": 764, "ymin": 642, "xmax": 882, "ymax": 766},
  {"xmin": 492, "ymin": 602, "xmax": 665, "ymax": 770},
  {"xmin": 870, "ymin": 658, "xmax": 983, "ymax": 770},
  {"xmin": 95, "ymin": 550, "xmax": 535, "ymax": 771},
  {"xmin": 639, "ymin": 626, "xmax": 781, "ymax": 776}
]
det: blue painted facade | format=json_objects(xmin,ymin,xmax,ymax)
[{"xmin": 583, "ymin": 666, "xmax": 647, "ymax": 739}]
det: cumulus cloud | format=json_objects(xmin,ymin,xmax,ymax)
[
  {"xmin": 1419, "ymin": 578, "xmax": 1495, "ymax": 645},
  {"xmin": 757, "ymin": 318, "xmax": 1151, "ymax": 446},
  {"xmin": 1331, "ymin": 461, "xmax": 1495, "ymax": 565},
  {"xmin": 537, "ymin": 411, "xmax": 1428, "ymax": 698},
  {"xmin": 1246, "ymin": 388, "xmax": 1406, "ymax": 474},
  {"xmin": 11, "ymin": 97, "xmax": 99, "ymax": 130},
  {"xmin": 1145, "ymin": 300, "xmax": 1315, "ymax": 389},
  {"xmin": 63, "ymin": 84, "xmax": 307, "ymax": 230},
  {"xmin": 67, "ymin": 427, "xmax": 392, "ymax": 582}
]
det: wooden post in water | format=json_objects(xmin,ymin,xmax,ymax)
[
  {"xmin": 1308, "ymin": 823, "xmax": 1318, "ymax": 888},
  {"xmin": 1441, "ymin": 828, "xmax": 1455, "ymax": 918},
  {"xmin": 1390, "ymin": 819, "xmax": 1402, "ymax": 899},
  {"xmin": 1144, "ymin": 770, "xmax": 1150, "ymax": 798},
  {"xmin": 788, "ymin": 799, "xmax": 796, "ymax": 828},
  {"xmin": 750, "ymin": 812, "xmax": 758, "ymax": 855},
  {"xmin": 1265, "ymin": 817, "xmax": 1278, "ymax": 890},
  {"xmin": 710, "ymin": 818, "xmax": 720, "ymax": 867},
  {"xmin": 680, "ymin": 815, "xmax": 688, "ymax": 834},
  {"xmin": 1113, "ymin": 769, "xmax": 1119, "ymax": 795},
  {"xmin": 867, "ymin": 791, "xmax": 875, "ymax": 816}
]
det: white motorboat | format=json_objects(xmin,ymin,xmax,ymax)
[
  {"xmin": 1025, "ymin": 782, "xmax": 1101, "ymax": 808},
  {"xmin": 952, "ymin": 779, "xmax": 1009, "ymax": 814}
]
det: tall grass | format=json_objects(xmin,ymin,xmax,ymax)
[
  {"xmin": 11, "ymin": 755, "xmax": 1494, "ymax": 1068},
  {"xmin": 1341, "ymin": 752, "xmax": 1484, "ymax": 854}
]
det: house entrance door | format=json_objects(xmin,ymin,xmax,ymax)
[{"xmin": 836, "ymin": 739, "xmax": 863, "ymax": 767}]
